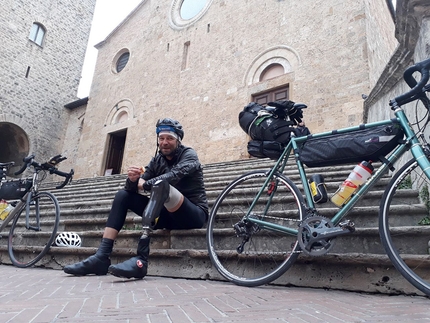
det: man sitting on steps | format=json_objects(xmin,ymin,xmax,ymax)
[{"xmin": 63, "ymin": 118, "xmax": 209, "ymax": 279}]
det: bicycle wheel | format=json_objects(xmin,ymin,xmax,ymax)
[
  {"xmin": 379, "ymin": 158, "xmax": 430, "ymax": 295},
  {"xmin": 8, "ymin": 191, "xmax": 60, "ymax": 268},
  {"xmin": 207, "ymin": 170, "xmax": 305, "ymax": 287}
]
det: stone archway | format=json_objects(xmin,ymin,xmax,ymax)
[
  {"xmin": 0, "ymin": 122, "xmax": 30, "ymax": 175},
  {"xmin": 243, "ymin": 45, "xmax": 302, "ymax": 86}
]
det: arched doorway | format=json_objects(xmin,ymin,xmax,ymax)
[
  {"xmin": 0, "ymin": 122, "xmax": 30, "ymax": 176},
  {"xmin": 104, "ymin": 129, "xmax": 127, "ymax": 175}
]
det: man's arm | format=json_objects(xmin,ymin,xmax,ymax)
[{"xmin": 144, "ymin": 148, "xmax": 200, "ymax": 189}]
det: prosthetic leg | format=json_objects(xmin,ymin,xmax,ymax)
[
  {"xmin": 63, "ymin": 238, "xmax": 113, "ymax": 276},
  {"xmin": 141, "ymin": 179, "xmax": 170, "ymax": 229},
  {"xmin": 108, "ymin": 180, "xmax": 170, "ymax": 279}
]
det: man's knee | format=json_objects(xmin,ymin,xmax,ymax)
[
  {"xmin": 164, "ymin": 185, "xmax": 183, "ymax": 211},
  {"xmin": 114, "ymin": 189, "xmax": 131, "ymax": 201}
]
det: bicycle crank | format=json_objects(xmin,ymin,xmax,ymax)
[{"xmin": 297, "ymin": 216, "xmax": 355, "ymax": 256}]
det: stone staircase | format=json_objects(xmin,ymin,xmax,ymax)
[{"xmin": 0, "ymin": 158, "xmax": 427, "ymax": 295}]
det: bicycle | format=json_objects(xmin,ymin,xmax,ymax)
[
  {"xmin": 207, "ymin": 57, "xmax": 430, "ymax": 296},
  {"xmin": 0, "ymin": 154, "xmax": 73, "ymax": 268}
]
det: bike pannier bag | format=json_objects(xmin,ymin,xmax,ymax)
[
  {"xmin": 0, "ymin": 179, "xmax": 32, "ymax": 200},
  {"xmin": 299, "ymin": 121, "xmax": 404, "ymax": 167},
  {"xmin": 247, "ymin": 140, "xmax": 284, "ymax": 160}
]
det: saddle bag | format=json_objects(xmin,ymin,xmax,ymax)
[
  {"xmin": 239, "ymin": 102, "xmax": 295, "ymax": 144},
  {"xmin": 299, "ymin": 121, "xmax": 404, "ymax": 167},
  {"xmin": 247, "ymin": 140, "xmax": 285, "ymax": 160},
  {"xmin": 0, "ymin": 179, "xmax": 32, "ymax": 200},
  {"xmin": 239, "ymin": 102, "xmax": 295, "ymax": 159}
]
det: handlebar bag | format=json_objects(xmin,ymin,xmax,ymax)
[
  {"xmin": 299, "ymin": 121, "xmax": 404, "ymax": 167},
  {"xmin": 0, "ymin": 179, "xmax": 32, "ymax": 200},
  {"xmin": 247, "ymin": 140, "xmax": 285, "ymax": 160}
]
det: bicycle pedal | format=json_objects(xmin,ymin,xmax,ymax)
[{"xmin": 339, "ymin": 220, "xmax": 355, "ymax": 232}]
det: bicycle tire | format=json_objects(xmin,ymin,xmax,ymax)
[
  {"xmin": 207, "ymin": 170, "xmax": 305, "ymax": 287},
  {"xmin": 379, "ymin": 158, "xmax": 430, "ymax": 295},
  {"xmin": 8, "ymin": 191, "xmax": 60, "ymax": 268}
]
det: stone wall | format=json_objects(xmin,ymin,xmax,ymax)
[
  {"xmin": 363, "ymin": 0, "xmax": 398, "ymax": 88},
  {"xmin": 365, "ymin": 1, "xmax": 430, "ymax": 123},
  {"xmin": 364, "ymin": 0, "xmax": 430, "ymax": 169},
  {"xmin": 70, "ymin": 0, "xmax": 397, "ymax": 178},
  {"xmin": 0, "ymin": 0, "xmax": 95, "ymax": 171}
]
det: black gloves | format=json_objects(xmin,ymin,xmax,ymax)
[{"xmin": 267, "ymin": 100, "xmax": 303, "ymax": 125}]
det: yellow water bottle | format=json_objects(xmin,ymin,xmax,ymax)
[
  {"xmin": 309, "ymin": 174, "xmax": 328, "ymax": 203},
  {"xmin": 0, "ymin": 200, "xmax": 14, "ymax": 220}
]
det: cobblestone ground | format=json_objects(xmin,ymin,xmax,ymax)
[{"xmin": 0, "ymin": 265, "xmax": 428, "ymax": 323}]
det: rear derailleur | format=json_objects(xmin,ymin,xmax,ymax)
[
  {"xmin": 233, "ymin": 215, "xmax": 261, "ymax": 254},
  {"xmin": 297, "ymin": 216, "xmax": 355, "ymax": 256}
]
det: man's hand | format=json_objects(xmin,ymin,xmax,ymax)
[
  {"xmin": 127, "ymin": 166, "xmax": 142, "ymax": 182},
  {"xmin": 138, "ymin": 178, "xmax": 145, "ymax": 191}
]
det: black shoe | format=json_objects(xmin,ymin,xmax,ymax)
[
  {"xmin": 108, "ymin": 257, "xmax": 148, "ymax": 279},
  {"xmin": 108, "ymin": 235, "xmax": 150, "ymax": 279},
  {"xmin": 63, "ymin": 237, "xmax": 114, "ymax": 276},
  {"xmin": 63, "ymin": 255, "xmax": 111, "ymax": 276}
]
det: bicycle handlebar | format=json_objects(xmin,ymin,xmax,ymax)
[
  {"xmin": 14, "ymin": 154, "xmax": 74, "ymax": 189},
  {"xmin": 51, "ymin": 168, "xmax": 74, "ymax": 189},
  {"xmin": 391, "ymin": 57, "xmax": 430, "ymax": 107},
  {"xmin": 14, "ymin": 155, "xmax": 34, "ymax": 176}
]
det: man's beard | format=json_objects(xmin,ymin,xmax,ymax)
[{"xmin": 160, "ymin": 144, "xmax": 179, "ymax": 157}]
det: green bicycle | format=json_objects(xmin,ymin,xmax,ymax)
[{"xmin": 207, "ymin": 57, "xmax": 430, "ymax": 295}]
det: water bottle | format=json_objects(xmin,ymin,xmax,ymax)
[
  {"xmin": 0, "ymin": 199, "xmax": 7, "ymax": 216},
  {"xmin": 0, "ymin": 201, "xmax": 14, "ymax": 220},
  {"xmin": 309, "ymin": 174, "xmax": 328, "ymax": 203},
  {"xmin": 331, "ymin": 161, "xmax": 374, "ymax": 207}
]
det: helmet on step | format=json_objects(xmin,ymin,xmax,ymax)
[
  {"xmin": 55, "ymin": 232, "xmax": 82, "ymax": 247},
  {"xmin": 156, "ymin": 118, "xmax": 184, "ymax": 140}
]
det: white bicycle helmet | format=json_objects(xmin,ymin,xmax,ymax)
[{"xmin": 55, "ymin": 232, "xmax": 82, "ymax": 247}]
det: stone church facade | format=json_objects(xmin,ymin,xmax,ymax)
[
  {"xmin": 6, "ymin": 1, "xmax": 423, "ymax": 180},
  {"xmin": 66, "ymin": 0, "xmax": 399, "ymax": 179},
  {"xmin": 0, "ymin": 0, "xmax": 95, "ymax": 174}
]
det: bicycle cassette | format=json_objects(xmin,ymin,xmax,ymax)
[{"xmin": 298, "ymin": 216, "xmax": 335, "ymax": 256}]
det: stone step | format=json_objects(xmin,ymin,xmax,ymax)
[
  {"xmin": 2, "ymin": 200, "xmax": 428, "ymax": 255},
  {"xmin": 0, "ymin": 244, "xmax": 427, "ymax": 295},
  {"xmin": 0, "ymin": 158, "xmax": 426, "ymax": 295}
]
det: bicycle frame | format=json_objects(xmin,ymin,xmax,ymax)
[
  {"xmin": 0, "ymin": 170, "xmax": 41, "ymax": 234},
  {"xmin": 245, "ymin": 104, "xmax": 430, "ymax": 235}
]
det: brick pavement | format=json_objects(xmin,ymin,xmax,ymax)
[{"xmin": 0, "ymin": 265, "xmax": 428, "ymax": 323}]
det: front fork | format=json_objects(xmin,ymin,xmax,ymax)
[{"xmin": 25, "ymin": 192, "xmax": 41, "ymax": 231}]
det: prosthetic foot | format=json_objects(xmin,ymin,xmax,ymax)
[
  {"xmin": 108, "ymin": 234, "xmax": 150, "ymax": 279},
  {"xmin": 63, "ymin": 238, "xmax": 113, "ymax": 276},
  {"xmin": 142, "ymin": 179, "xmax": 170, "ymax": 229}
]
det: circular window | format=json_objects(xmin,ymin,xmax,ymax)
[
  {"xmin": 180, "ymin": 0, "xmax": 208, "ymax": 20},
  {"xmin": 116, "ymin": 52, "xmax": 129, "ymax": 73},
  {"xmin": 170, "ymin": 0, "xmax": 212, "ymax": 29},
  {"xmin": 112, "ymin": 49, "xmax": 130, "ymax": 74}
]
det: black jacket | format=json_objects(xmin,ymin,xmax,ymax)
[{"xmin": 125, "ymin": 145, "xmax": 209, "ymax": 215}]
